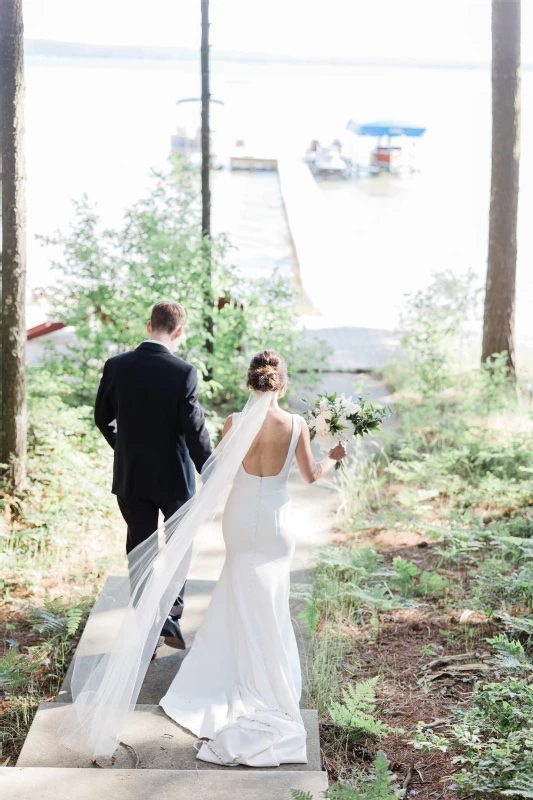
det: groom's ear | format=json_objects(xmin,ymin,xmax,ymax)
[
  {"xmin": 173, "ymin": 325, "xmax": 184, "ymax": 341},
  {"xmin": 147, "ymin": 320, "xmax": 152, "ymax": 334}
]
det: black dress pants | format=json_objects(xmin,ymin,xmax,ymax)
[{"xmin": 117, "ymin": 495, "xmax": 187, "ymax": 619}]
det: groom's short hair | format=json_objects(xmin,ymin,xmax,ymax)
[{"xmin": 150, "ymin": 300, "xmax": 186, "ymax": 334}]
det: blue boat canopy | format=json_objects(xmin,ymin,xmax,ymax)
[{"xmin": 347, "ymin": 120, "xmax": 426, "ymax": 138}]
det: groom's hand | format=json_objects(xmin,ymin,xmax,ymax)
[{"xmin": 178, "ymin": 366, "xmax": 212, "ymax": 472}]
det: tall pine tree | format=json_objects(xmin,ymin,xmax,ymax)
[
  {"xmin": 1, "ymin": 0, "xmax": 27, "ymax": 490},
  {"xmin": 482, "ymin": 0, "xmax": 521, "ymax": 375}
]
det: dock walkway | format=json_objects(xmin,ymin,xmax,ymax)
[{"xmin": 277, "ymin": 159, "xmax": 399, "ymax": 373}]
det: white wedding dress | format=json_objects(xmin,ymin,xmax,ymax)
[{"xmin": 159, "ymin": 413, "xmax": 307, "ymax": 767}]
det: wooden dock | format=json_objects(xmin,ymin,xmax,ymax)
[
  {"xmin": 230, "ymin": 155, "xmax": 278, "ymax": 171},
  {"xmin": 277, "ymin": 158, "xmax": 399, "ymax": 373},
  {"xmin": 277, "ymin": 158, "xmax": 332, "ymax": 314}
]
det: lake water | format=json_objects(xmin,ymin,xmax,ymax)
[{"xmin": 25, "ymin": 56, "xmax": 533, "ymax": 344}]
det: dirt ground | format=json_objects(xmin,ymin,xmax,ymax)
[{"xmin": 321, "ymin": 528, "xmax": 499, "ymax": 799}]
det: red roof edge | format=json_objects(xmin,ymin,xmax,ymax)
[{"xmin": 27, "ymin": 321, "xmax": 66, "ymax": 341}]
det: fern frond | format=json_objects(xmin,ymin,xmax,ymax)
[
  {"xmin": 0, "ymin": 647, "xmax": 27, "ymax": 689},
  {"xmin": 325, "ymin": 778, "xmax": 363, "ymax": 799},
  {"xmin": 345, "ymin": 677, "xmax": 379, "ymax": 711},
  {"xmin": 324, "ymin": 751, "xmax": 402, "ymax": 799},
  {"xmin": 329, "ymin": 678, "xmax": 403, "ymax": 741},
  {"xmin": 365, "ymin": 750, "xmax": 404, "ymax": 800},
  {"xmin": 341, "ymin": 584, "xmax": 396, "ymax": 611},
  {"xmin": 290, "ymin": 790, "xmax": 314, "ymax": 800},
  {"xmin": 66, "ymin": 606, "xmax": 84, "ymax": 636},
  {"xmin": 27, "ymin": 599, "xmax": 86, "ymax": 639},
  {"xmin": 30, "ymin": 609, "xmax": 68, "ymax": 634},
  {"xmin": 488, "ymin": 634, "xmax": 533, "ymax": 673}
]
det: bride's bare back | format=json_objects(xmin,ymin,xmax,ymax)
[
  {"xmin": 242, "ymin": 407, "xmax": 294, "ymax": 477},
  {"xmin": 222, "ymin": 400, "xmax": 346, "ymax": 482}
]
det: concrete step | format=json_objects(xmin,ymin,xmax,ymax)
[
  {"xmin": 58, "ymin": 576, "xmax": 211, "ymax": 704},
  {"xmin": 1, "ymin": 767, "xmax": 328, "ymax": 800},
  {"xmin": 17, "ymin": 703, "xmax": 322, "ymax": 772},
  {"xmin": 58, "ymin": 576, "xmax": 126, "ymax": 703}
]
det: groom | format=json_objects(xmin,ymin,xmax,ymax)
[{"xmin": 94, "ymin": 299, "xmax": 212, "ymax": 649}]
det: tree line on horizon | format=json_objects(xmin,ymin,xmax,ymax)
[{"xmin": 0, "ymin": 0, "xmax": 524, "ymax": 493}]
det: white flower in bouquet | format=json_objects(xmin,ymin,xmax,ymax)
[
  {"xmin": 313, "ymin": 410, "xmax": 334, "ymax": 449},
  {"xmin": 341, "ymin": 396, "xmax": 361, "ymax": 417},
  {"xmin": 337, "ymin": 416, "xmax": 356, "ymax": 442}
]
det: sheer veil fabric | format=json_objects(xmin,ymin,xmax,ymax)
[{"xmin": 59, "ymin": 390, "xmax": 273, "ymax": 760}]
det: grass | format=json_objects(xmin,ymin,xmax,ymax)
[{"xmin": 302, "ymin": 364, "xmax": 533, "ymax": 797}]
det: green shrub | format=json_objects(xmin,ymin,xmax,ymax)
[
  {"xmin": 398, "ymin": 269, "xmax": 481, "ymax": 395},
  {"xmin": 38, "ymin": 158, "xmax": 322, "ymax": 412},
  {"xmin": 413, "ymin": 638, "xmax": 533, "ymax": 797},
  {"xmin": 390, "ymin": 556, "xmax": 419, "ymax": 596}
]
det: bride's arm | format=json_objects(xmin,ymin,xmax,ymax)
[
  {"xmin": 295, "ymin": 418, "xmax": 347, "ymax": 483},
  {"xmin": 220, "ymin": 415, "xmax": 233, "ymax": 439}
]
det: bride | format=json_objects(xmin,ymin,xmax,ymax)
[
  {"xmin": 160, "ymin": 350, "xmax": 346, "ymax": 766},
  {"xmin": 61, "ymin": 350, "xmax": 346, "ymax": 768}
]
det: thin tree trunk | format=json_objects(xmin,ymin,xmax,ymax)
[
  {"xmin": 482, "ymin": 0, "xmax": 521, "ymax": 375},
  {"xmin": 0, "ymin": 13, "xmax": 3, "ymax": 457},
  {"xmin": 1, "ymin": 0, "xmax": 27, "ymax": 490},
  {"xmin": 201, "ymin": 0, "xmax": 214, "ymax": 378}
]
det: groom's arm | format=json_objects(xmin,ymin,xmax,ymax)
[
  {"xmin": 178, "ymin": 366, "xmax": 212, "ymax": 473},
  {"xmin": 94, "ymin": 361, "xmax": 116, "ymax": 450}
]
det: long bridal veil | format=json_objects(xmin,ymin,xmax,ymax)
[{"xmin": 59, "ymin": 390, "xmax": 273, "ymax": 761}]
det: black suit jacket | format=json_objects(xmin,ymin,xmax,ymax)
[{"xmin": 94, "ymin": 342, "xmax": 212, "ymax": 502}]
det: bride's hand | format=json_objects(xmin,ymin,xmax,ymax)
[{"xmin": 329, "ymin": 442, "xmax": 347, "ymax": 462}]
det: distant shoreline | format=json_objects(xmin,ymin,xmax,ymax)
[{"xmin": 26, "ymin": 38, "xmax": 525, "ymax": 71}]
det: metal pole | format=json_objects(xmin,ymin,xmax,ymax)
[
  {"xmin": 201, "ymin": 0, "xmax": 210, "ymax": 240},
  {"xmin": 201, "ymin": 0, "xmax": 214, "ymax": 374}
]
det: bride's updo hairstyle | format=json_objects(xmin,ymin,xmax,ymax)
[{"xmin": 246, "ymin": 350, "xmax": 288, "ymax": 393}]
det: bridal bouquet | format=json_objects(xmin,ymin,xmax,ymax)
[{"xmin": 304, "ymin": 392, "xmax": 388, "ymax": 469}]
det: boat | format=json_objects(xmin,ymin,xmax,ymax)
[
  {"xmin": 306, "ymin": 140, "xmax": 350, "ymax": 178},
  {"xmin": 346, "ymin": 120, "xmax": 426, "ymax": 174}
]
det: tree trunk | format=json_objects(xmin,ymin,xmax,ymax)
[
  {"xmin": 482, "ymin": 0, "xmax": 521, "ymax": 374},
  {"xmin": 201, "ymin": 0, "xmax": 214, "ymax": 378},
  {"xmin": 0, "ymin": 11, "xmax": 3, "ymax": 460},
  {"xmin": 1, "ymin": 0, "xmax": 27, "ymax": 490}
]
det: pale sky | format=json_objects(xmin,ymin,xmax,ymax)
[{"xmin": 22, "ymin": 0, "xmax": 533, "ymax": 64}]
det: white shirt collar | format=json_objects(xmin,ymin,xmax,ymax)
[{"xmin": 143, "ymin": 339, "xmax": 172, "ymax": 354}]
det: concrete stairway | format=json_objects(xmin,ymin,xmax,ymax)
[
  {"xmin": 3, "ymin": 468, "xmax": 337, "ymax": 799},
  {"xmin": 3, "ymin": 569, "xmax": 328, "ymax": 799}
]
